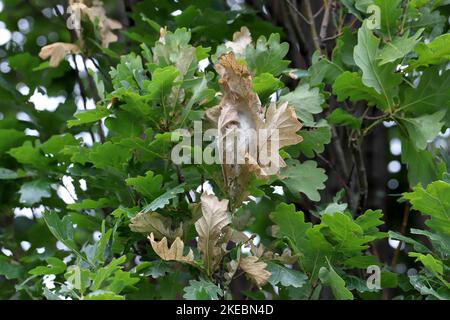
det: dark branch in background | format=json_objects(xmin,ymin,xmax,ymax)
[
  {"xmin": 319, "ymin": 0, "xmax": 332, "ymax": 42},
  {"xmin": 280, "ymin": 0, "xmax": 307, "ymax": 68},
  {"xmin": 82, "ymin": 57, "xmax": 106, "ymax": 143},
  {"xmin": 350, "ymin": 137, "xmax": 368, "ymax": 214},
  {"xmin": 391, "ymin": 203, "xmax": 410, "ymax": 269},
  {"xmin": 303, "ymin": 0, "xmax": 322, "ymax": 52},
  {"xmin": 71, "ymin": 53, "xmax": 96, "ymax": 144}
]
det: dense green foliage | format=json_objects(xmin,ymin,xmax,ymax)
[{"xmin": 0, "ymin": 0, "xmax": 449, "ymax": 300}]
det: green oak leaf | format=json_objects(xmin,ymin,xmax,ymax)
[
  {"xmin": 0, "ymin": 128, "xmax": 26, "ymax": 154},
  {"xmin": 409, "ymin": 253, "xmax": 445, "ymax": 281},
  {"xmin": 321, "ymin": 212, "xmax": 374, "ymax": 253},
  {"xmin": 110, "ymin": 53, "xmax": 146, "ymax": 90},
  {"xmin": 409, "ymin": 33, "xmax": 450, "ymax": 69},
  {"xmin": 279, "ymin": 84, "xmax": 324, "ymax": 124},
  {"xmin": 19, "ymin": 179, "xmax": 51, "ymax": 205},
  {"xmin": 142, "ymin": 184, "xmax": 185, "ymax": 212},
  {"xmin": 308, "ymin": 52, "xmax": 343, "ymax": 86},
  {"xmin": 29, "ymin": 257, "xmax": 66, "ymax": 275},
  {"xmin": 8, "ymin": 141, "xmax": 50, "ymax": 170},
  {"xmin": 333, "ymin": 27, "xmax": 357, "ymax": 67},
  {"xmin": 400, "ymin": 138, "xmax": 438, "ymax": 187},
  {"xmin": 42, "ymin": 212, "xmax": 90, "ymax": 265},
  {"xmin": 126, "ymin": 170, "xmax": 164, "ymax": 200},
  {"xmin": 67, "ymin": 198, "xmax": 113, "ymax": 211},
  {"xmin": 377, "ymin": 29, "xmax": 423, "ymax": 65},
  {"xmin": 327, "ymin": 108, "xmax": 362, "ymax": 130},
  {"xmin": 401, "ymin": 68, "xmax": 450, "ymax": 126},
  {"xmin": 266, "ymin": 262, "xmax": 308, "ymax": 288},
  {"xmin": 409, "ymin": 274, "xmax": 449, "ymax": 300},
  {"xmin": 143, "ymin": 66, "xmax": 179, "ymax": 101},
  {"xmin": 410, "ymin": 228, "xmax": 450, "ymax": 259},
  {"xmin": 270, "ymin": 203, "xmax": 312, "ymax": 251},
  {"xmin": 89, "ymin": 142, "xmax": 132, "ymax": 170},
  {"xmin": 286, "ymin": 120, "xmax": 331, "ymax": 158},
  {"xmin": 252, "ymin": 73, "xmax": 283, "ymax": 102},
  {"xmin": 374, "ymin": 0, "xmax": 402, "ymax": 39},
  {"xmin": 355, "ymin": 209, "xmax": 385, "ymax": 237},
  {"xmin": 0, "ymin": 256, "xmax": 24, "ymax": 280},
  {"xmin": 402, "ymin": 181, "xmax": 450, "ymax": 234},
  {"xmin": 183, "ymin": 278, "xmax": 222, "ymax": 300},
  {"xmin": 353, "ymin": 21, "xmax": 401, "ymax": 108},
  {"xmin": 319, "ymin": 264, "xmax": 353, "ymax": 300},
  {"xmin": 67, "ymin": 108, "xmax": 110, "ymax": 128},
  {"xmin": 332, "ymin": 71, "xmax": 387, "ymax": 108},
  {"xmin": 398, "ymin": 110, "xmax": 446, "ymax": 150},
  {"xmin": 281, "ymin": 159, "xmax": 327, "ymax": 202},
  {"xmin": 245, "ymin": 33, "xmax": 290, "ymax": 76},
  {"xmin": 344, "ymin": 255, "xmax": 380, "ymax": 268}
]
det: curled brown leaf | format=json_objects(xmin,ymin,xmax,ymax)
[
  {"xmin": 39, "ymin": 42, "xmax": 81, "ymax": 67},
  {"xmin": 239, "ymin": 256, "xmax": 271, "ymax": 288},
  {"xmin": 225, "ymin": 26, "xmax": 252, "ymax": 56},
  {"xmin": 69, "ymin": 0, "xmax": 122, "ymax": 48},
  {"xmin": 148, "ymin": 233, "xmax": 195, "ymax": 265},
  {"xmin": 195, "ymin": 193, "xmax": 231, "ymax": 274},
  {"xmin": 129, "ymin": 211, "xmax": 182, "ymax": 241}
]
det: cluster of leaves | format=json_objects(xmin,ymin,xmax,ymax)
[
  {"xmin": 390, "ymin": 181, "xmax": 450, "ymax": 300},
  {"xmin": 0, "ymin": 0, "xmax": 449, "ymax": 300},
  {"xmin": 319, "ymin": 0, "xmax": 450, "ymax": 187}
]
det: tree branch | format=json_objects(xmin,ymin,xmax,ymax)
[
  {"xmin": 303, "ymin": 0, "xmax": 322, "ymax": 52},
  {"xmin": 319, "ymin": 0, "xmax": 332, "ymax": 41},
  {"xmin": 350, "ymin": 137, "xmax": 368, "ymax": 215}
]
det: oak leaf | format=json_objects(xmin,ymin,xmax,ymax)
[
  {"xmin": 195, "ymin": 193, "xmax": 231, "ymax": 274},
  {"xmin": 239, "ymin": 256, "xmax": 271, "ymax": 288},
  {"xmin": 225, "ymin": 26, "xmax": 252, "ymax": 56},
  {"xmin": 38, "ymin": 43, "xmax": 81, "ymax": 67},
  {"xmin": 69, "ymin": 0, "xmax": 122, "ymax": 48},
  {"xmin": 129, "ymin": 211, "xmax": 182, "ymax": 241},
  {"xmin": 224, "ymin": 259, "xmax": 239, "ymax": 283},
  {"xmin": 148, "ymin": 233, "xmax": 194, "ymax": 265}
]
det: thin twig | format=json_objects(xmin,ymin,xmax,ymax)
[
  {"xmin": 391, "ymin": 203, "xmax": 410, "ymax": 269},
  {"xmin": 350, "ymin": 137, "xmax": 368, "ymax": 215},
  {"xmin": 303, "ymin": 0, "xmax": 322, "ymax": 52},
  {"xmin": 286, "ymin": 0, "xmax": 312, "ymax": 25},
  {"xmin": 319, "ymin": 0, "xmax": 332, "ymax": 41},
  {"xmin": 331, "ymin": 127, "xmax": 349, "ymax": 178}
]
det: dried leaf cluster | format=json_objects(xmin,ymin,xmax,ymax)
[
  {"xmin": 131, "ymin": 192, "xmax": 271, "ymax": 288},
  {"xmin": 39, "ymin": 0, "xmax": 121, "ymax": 67},
  {"xmin": 207, "ymin": 52, "xmax": 302, "ymax": 207}
]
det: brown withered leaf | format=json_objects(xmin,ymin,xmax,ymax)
[
  {"xmin": 148, "ymin": 233, "xmax": 194, "ymax": 265},
  {"xmin": 195, "ymin": 193, "xmax": 231, "ymax": 274},
  {"xmin": 129, "ymin": 211, "xmax": 182, "ymax": 241},
  {"xmin": 225, "ymin": 26, "xmax": 252, "ymax": 56},
  {"xmin": 39, "ymin": 43, "xmax": 81, "ymax": 67},
  {"xmin": 222, "ymin": 226, "xmax": 249, "ymax": 244},
  {"xmin": 263, "ymin": 249, "xmax": 299, "ymax": 265},
  {"xmin": 250, "ymin": 242, "xmax": 298, "ymax": 264},
  {"xmin": 224, "ymin": 259, "xmax": 239, "ymax": 284},
  {"xmin": 250, "ymin": 243, "xmax": 266, "ymax": 258},
  {"xmin": 253, "ymin": 101, "xmax": 303, "ymax": 177},
  {"xmin": 208, "ymin": 52, "xmax": 302, "ymax": 206},
  {"xmin": 211, "ymin": 53, "xmax": 264, "ymax": 206},
  {"xmin": 69, "ymin": 0, "xmax": 122, "ymax": 48},
  {"xmin": 239, "ymin": 256, "xmax": 271, "ymax": 288}
]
